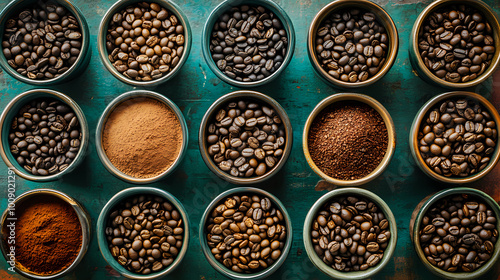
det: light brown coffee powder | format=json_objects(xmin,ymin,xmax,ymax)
[{"xmin": 102, "ymin": 98, "xmax": 182, "ymax": 178}]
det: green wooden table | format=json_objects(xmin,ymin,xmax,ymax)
[{"xmin": 1, "ymin": 0, "xmax": 500, "ymax": 279}]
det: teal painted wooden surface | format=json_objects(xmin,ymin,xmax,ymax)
[{"xmin": 1, "ymin": 0, "xmax": 500, "ymax": 279}]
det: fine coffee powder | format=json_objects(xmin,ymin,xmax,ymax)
[
  {"xmin": 10, "ymin": 195, "xmax": 82, "ymax": 275},
  {"xmin": 308, "ymin": 101, "xmax": 388, "ymax": 180},
  {"xmin": 102, "ymin": 98, "xmax": 182, "ymax": 178}
]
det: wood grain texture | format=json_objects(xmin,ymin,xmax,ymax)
[{"xmin": 0, "ymin": 0, "xmax": 499, "ymax": 279}]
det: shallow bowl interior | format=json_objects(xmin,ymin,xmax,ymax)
[
  {"xmin": 0, "ymin": 89, "xmax": 89, "ymax": 182},
  {"xmin": 198, "ymin": 90, "xmax": 293, "ymax": 185},
  {"xmin": 303, "ymin": 93, "xmax": 396, "ymax": 186}
]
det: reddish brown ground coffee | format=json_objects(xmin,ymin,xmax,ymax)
[{"xmin": 308, "ymin": 101, "xmax": 388, "ymax": 180}]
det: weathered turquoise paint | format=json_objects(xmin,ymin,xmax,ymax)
[{"xmin": 0, "ymin": 0, "xmax": 499, "ymax": 279}]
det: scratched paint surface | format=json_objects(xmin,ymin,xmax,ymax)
[{"xmin": 0, "ymin": 0, "xmax": 500, "ymax": 279}]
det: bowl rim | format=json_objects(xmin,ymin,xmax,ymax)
[
  {"xmin": 96, "ymin": 186, "xmax": 190, "ymax": 280},
  {"xmin": 409, "ymin": 0, "xmax": 500, "ymax": 89},
  {"xmin": 97, "ymin": 0, "xmax": 192, "ymax": 87},
  {"xmin": 0, "ymin": 188, "xmax": 91, "ymax": 279},
  {"xmin": 0, "ymin": 89, "xmax": 89, "ymax": 182},
  {"xmin": 307, "ymin": 0, "xmax": 399, "ymax": 88},
  {"xmin": 198, "ymin": 90, "xmax": 293, "ymax": 185},
  {"xmin": 302, "ymin": 93, "xmax": 396, "ymax": 186},
  {"xmin": 95, "ymin": 90, "xmax": 188, "ymax": 184},
  {"xmin": 409, "ymin": 91, "xmax": 500, "ymax": 184},
  {"xmin": 302, "ymin": 187, "xmax": 398, "ymax": 280},
  {"xmin": 201, "ymin": 0, "xmax": 296, "ymax": 88},
  {"xmin": 0, "ymin": 0, "xmax": 91, "ymax": 85},
  {"xmin": 411, "ymin": 187, "xmax": 500, "ymax": 279},
  {"xmin": 198, "ymin": 186, "xmax": 293, "ymax": 280}
]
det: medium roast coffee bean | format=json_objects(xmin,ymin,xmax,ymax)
[
  {"xmin": 105, "ymin": 195, "xmax": 184, "ymax": 274},
  {"xmin": 8, "ymin": 98, "xmax": 82, "ymax": 176},
  {"xmin": 205, "ymin": 193, "xmax": 287, "ymax": 273},
  {"xmin": 418, "ymin": 98, "xmax": 497, "ymax": 177},
  {"xmin": 311, "ymin": 195, "xmax": 391, "ymax": 272},
  {"xmin": 209, "ymin": 5, "xmax": 288, "ymax": 82},
  {"xmin": 106, "ymin": 2, "xmax": 185, "ymax": 82},
  {"xmin": 206, "ymin": 99, "xmax": 286, "ymax": 178},
  {"xmin": 419, "ymin": 194, "xmax": 497, "ymax": 272},
  {"xmin": 315, "ymin": 9, "xmax": 390, "ymax": 83},
  {"xmin": 2, "ymin": 3, "xmax": 83, "ymax": 80},
  {"xmin": 417, "ymin": 5, "xmax": 495, "ymax": 83}
]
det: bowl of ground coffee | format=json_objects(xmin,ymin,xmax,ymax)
[
  {"xmin": 410, "ymin": 187, "xmax": 500, "ymax": 279},
  {"xmin": 199, "ymin": 187, "xmax": 292, "ymax": 280},
  {"xmin": 303, "ymin": 93, "xmax": 396, "ymax": 186},
  {"xmin": 409, "ymin": 0, "xmax": 500, "ymax": 89},
  {"xmin": 199, "ymin": 90, "xmax": 293, "ymax": 184},
  {"xmin": 410, "ymin": 91, "xmax": 500, "ymax": 184},
  {"xmin": 202, "ymin": 0, "xmax": 295, "ymax": 87},
  {"xmin": 97, "ymin": 187, "xmax": 189, "ymax": 279},
  {"xmin": 98, "ymin": 0, "xmax": 192, "ymax": 86},
  {"xmin": 0, "ymin": 89, "xmax": 89, "ymax": 182},
  {"xmin": 96, "ymin": 90, "xmax": 188, "ymax": 184},
  {"xmin": 0, "ymin": 0, "xmax": 91, "ymax": 85},
  {"xmin": 307, "ymin": 0, "xmax": 399, "ymax": 88},
  {"xmin": 303, "ymin": 187, "xmax": 397, "ymax": 279},
  {"xmin": 0, "ymin": 188, "xmax": 91, "ymax": 279}
]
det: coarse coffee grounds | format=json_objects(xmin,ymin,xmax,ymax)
[
  {"xmin": 308, "ymin": 101, "xmax": 388, "ymax": 180},
  {"xmin": 10, "ymin": 195, "xmax": 82, "ymax": 275},
  {"xmin": 102, "ymin": 98, "xmax": 182, "ymax": 178}
]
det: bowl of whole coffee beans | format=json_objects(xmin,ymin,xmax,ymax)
[
  {"xmin": 303, "ymin": 93, "xmax": 396, "ymax": 186},
  {"xmin": 98, "ymin": 0, "xmax": 192, "ymax": 86},
  {"xmin": 199, "ymin": 187, "xmax": 292, "ymax": 280},
  {"xmin": 0, "ymin": 89, "xmax": 89, "ymax": 182},
  {"xmin": 199, "ymin": 90, "xmax": 292, "ymax": 184},
  {"xmin": 410, "ymin": 91, "xmax": 500, "ymax": 184},
  {"xmin": 409, "ymin": 0, "xmax": 500, "ymax": 88},
  {"xmin": 410, "ymin": 187, "xmax": 500, "ymax": 279},
  {"xmin": 202, "ymin": 0, "xmax": 295, "ymax": 87},
  {"xmin": 303, "ymin": 187, "xmax": 397, "ymax": 279},
  {"xmin": 307, "ymin": 0, "xmax": 399, "ymax": 88},
  {"xmin": 97, "ymin": 187, "xmax": 190, "ymax": 279},
  {"xmin": 0, "ymin": 0, "xmax": 91, "ymax": 85}
]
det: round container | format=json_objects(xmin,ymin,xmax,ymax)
[
  {"xmin": 307, "ymin": 0, "xmax": 399, "ymax": 88},
  {"xmin": 199, "ymin": 187, "xmax": 292, "ymax": 280},
  {"xmin": 409, "ymin": 187, "xmax": 500, "ymax": 279},
  {"xmin": 409, "ymin": 91, "xmax": 500, "ymax": 184},
  {"xmin": 409, "ymin": 0, "xmax": 500, "ymax": 89},
  {"xmin": 303, "ymin": 93, "xmax": 396, "ymax": 186},
  {"xmin": 0, "ymin": 188, "xmax": 91, "ymax": 279},
  {"xmin": 0, "ymin": 0, "xmax": 91, "ymax": 85},
  {"xmin": 98, "ymin": 0, "xmax": 192, "ymax": 86},
  {"xmin": 199, "ymin": 90, "xmax": 293, "ymax": 184},
  {"xmin": 0, "ymin": 89, "xmax": 89, "ymax": 182},
  {"xmin": 303, "ymin": 187, "xmax": 398, "ymax": 279},
  {"xmin": 95, "ymin": 90, "xmax": 188, "ymax": 184},
  {"xmin": 202, "ymin": 0, "xmax": 295, "ymax": 88},
  {"xmin": 97, "ymin": 187, "xmax": 189, "ymax": 279}
]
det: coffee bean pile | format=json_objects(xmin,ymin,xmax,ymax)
[
  {"xmin": 315, "ymin": 9, "xmax": 389, "ymax": 83},
  {"xmin": 206, "ymin": 194, "xmax": 287, "ymax": 273},
  {"xmin": 8, "ymin": 98, "xmax": 82, "ymax": 176},
  {"xmin": 418, "ymin": 98, "xmax": 497, "ymax": 177},
  {"xmin": 105, "ymin": 195, "xmax": 184, "ymax": 274},
  {"xmin": 2, "ymin": 3, "xmax": 83, "ymax": 80},
  {"xmin": 106, "ymin": 2, "xmax": 185, "ymax": 81},
  {"xmin": 209, "ymin": 5, "xmax": 288, "ymax": 82},
  {"xmin": 311, "ymin": 196, "xmax": 391, "ymax": 272},
  {"xmin": 419, "ymin": 194, "xmax": 497, "ymax": 272},
  {"xmin": 206, "ymin": 100, "xmax": 286, "ymax": 178},
  {"xmin": 418, "ymin": 5, "xmax": 495, "ymax": 83}
]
